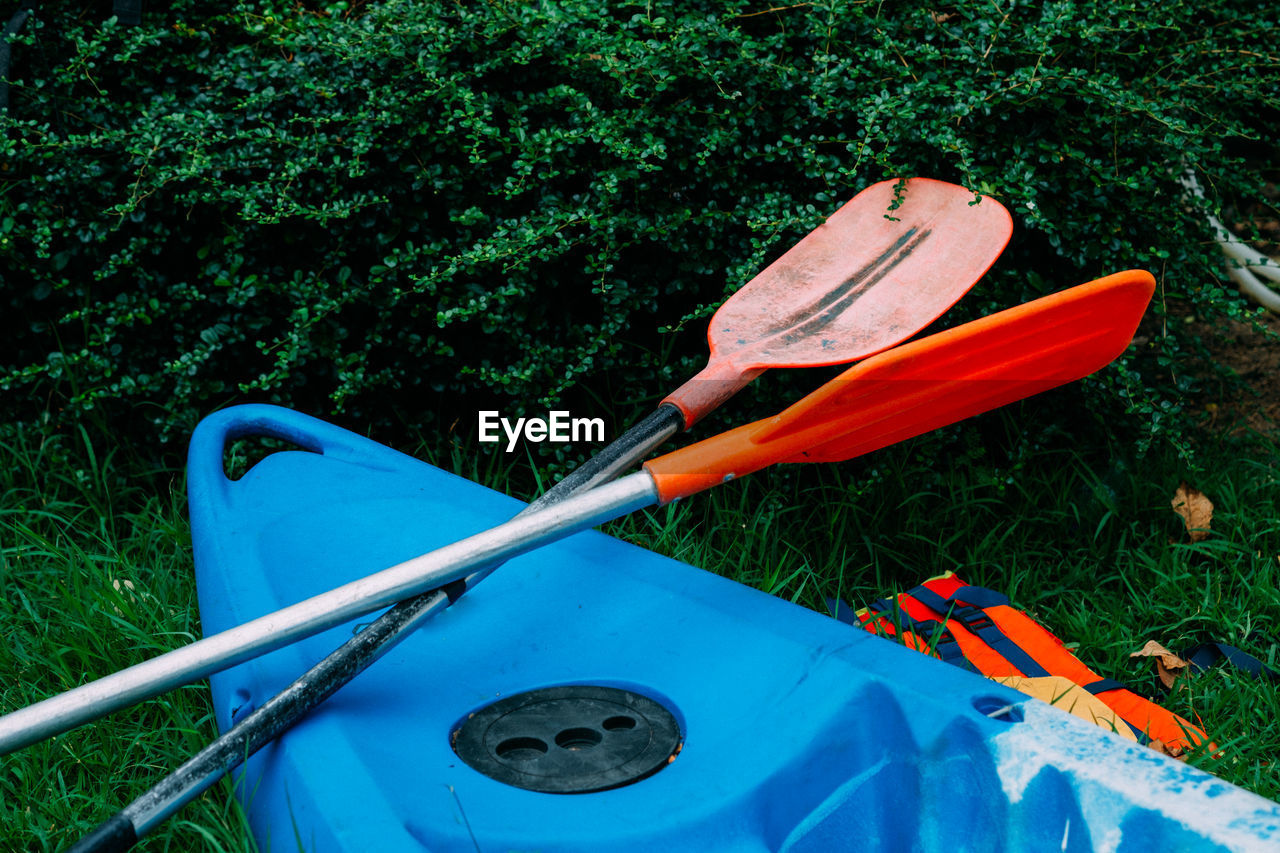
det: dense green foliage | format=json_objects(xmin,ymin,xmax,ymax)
[{"xmin": 2, "ymin": 0, "xmax": 1277, "ymax": 453}]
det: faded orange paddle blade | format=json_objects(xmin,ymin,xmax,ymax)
[
  {"xmin": 645, "ymin": 270, "xmax": 1155, "ymax": 503},
  {"xmin": 662, "ymin": 178, "xmax": 1012, "ymax": 425}
]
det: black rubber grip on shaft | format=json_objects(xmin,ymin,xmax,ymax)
[
  {"xmin": 534, "ymin": 404, "xmax": 684, "ymax": 508},
  {"xmin": 64, "ymin": 813, "xmax": 137, "ymax": 853}
]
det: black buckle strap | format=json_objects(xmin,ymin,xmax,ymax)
[{"xmin": 952, "ymin": 605, "xmax": 995, "ymax": 632}]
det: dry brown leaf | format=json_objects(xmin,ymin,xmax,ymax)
[
  {"xmin": 1172, "ymin": 482, "xmax": 1214, "ymax": 542},
  {"xmin": 1131, "ymin": 639, "xmax": 1191, "ymax": 689},
  {"xmin": 1148, "ymin": 738, "xmax": 1187, "ymax": 760}
]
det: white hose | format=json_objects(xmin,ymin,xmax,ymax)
[
  {"xmin": 1206, "ymin": 211, "xmax": 1280, "ymax": 312},
  {"xmin": 1182, "ymin": 171, "xmax": 1280, "ymax": 313}
]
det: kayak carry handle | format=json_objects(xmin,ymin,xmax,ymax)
[{"xmin": 186, "ymin": 404, "xmax": 388, "ymax": 491}]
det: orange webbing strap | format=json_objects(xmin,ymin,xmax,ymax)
[{"xmin": 857, "ymin": 573, "xmax": 1212, "ymax": 757}]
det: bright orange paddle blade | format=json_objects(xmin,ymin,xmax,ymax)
[
  {"xmin": 662, "ymin": 178, "xmax": 1012, "ymax": 424},
  {"xmin": 645, "ymin": 270, "xmax": 1155, "ymax": 503}
]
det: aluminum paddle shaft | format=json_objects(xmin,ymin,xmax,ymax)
[{"xmin": 0, "ymin": 475, "xmax": 659, "ymax": 756}]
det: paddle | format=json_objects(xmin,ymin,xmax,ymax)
[
  {"xmin": 7, "ymin": 270, "xmax": 1153, "ymax": 785},
  {"xmin": 62, "ymin": 181, "xmax": 1016, "ymax": 852},
  {"xmin": 59, "ymin": 177, "xmax": 1013, "ymax": 851}
]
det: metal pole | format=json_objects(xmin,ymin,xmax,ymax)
[{"xmin": 0, "ymin": 472, "xmax": 659, "ymax": 755}]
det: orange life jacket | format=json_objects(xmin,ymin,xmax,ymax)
[{"xmin": 842, "ymin": 572, "xmax": 1211, "ymax": 757}]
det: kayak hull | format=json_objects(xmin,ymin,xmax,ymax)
[{"xmin": 189, "ymin": 405, "xmax": 1280, "ymax": 852}]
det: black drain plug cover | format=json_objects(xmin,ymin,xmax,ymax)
[{"xmin": 451, "ymin": 685, "xmax": 682, "ymax": 793}]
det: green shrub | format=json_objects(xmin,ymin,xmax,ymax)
[{"xmin": 2, "ymin": 0, "xmax": 1276, "ymax": 456}]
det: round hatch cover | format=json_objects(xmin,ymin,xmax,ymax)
[{"xmin": 451, "ymin": 685, "xmax": 682, "ymax": 793}]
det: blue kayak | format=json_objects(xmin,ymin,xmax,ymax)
[{"xmin": 189, "ymin": 405, "xmax": 1280, "ymax": 852}]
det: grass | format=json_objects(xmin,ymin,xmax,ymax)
[
  {"xmin": 0, "ymin": 427, "xmax": 256, "ymax": 852},
  {"xmin": 1, "ymin": 408, "xmax": 1278, "ymax": 850}
]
